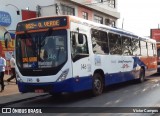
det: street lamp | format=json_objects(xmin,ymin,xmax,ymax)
[{"xmin": 5, "ymin": 4, "xmax": 20, "ymax": 15}]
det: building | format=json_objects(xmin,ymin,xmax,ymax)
[
  {"xmin": 0, "ymin": 0, "xmax": 120, "ymax": 39},
  {"xmin": 0, "ymin": 0, "xmax": 120, "ymax": 72},
  {"xmin": 39, "ymin": 0, "xmax": 120, "ymax": 27},
  {"xmin": 0, "ymin": 0, "xmax": 54, "ymax": 73}
]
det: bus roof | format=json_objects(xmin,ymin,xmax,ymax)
[
  {"xmin": 69, "ymin": 15, "xmax": 155, "ymax": 42},
  {"xmin": 16, "ymin": 15, "xmax": 156, "ymax": 43}
]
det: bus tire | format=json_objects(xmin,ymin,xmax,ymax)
[
  {"xmin": 138, "ymin": 68, "xmax": 145, "ymax": 83},
  {"xmin": 92, "ymin": 73, "xmax": 104, "ymax": 96}
]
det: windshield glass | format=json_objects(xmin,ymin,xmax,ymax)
[{"xmin": 16, "ymin": 29, "xmax": 67, "ymax": 69}]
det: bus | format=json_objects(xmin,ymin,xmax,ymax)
[
  {"xmin": 15, "ymin": 15, "xmax": 157, "ymax": 96},
  {"xmin": 157, "ymin": 42, "xmax": 160, "ymax": 72}
]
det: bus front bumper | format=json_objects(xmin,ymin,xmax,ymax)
[{"xmin": 17, "ymin": 76, "xmax": 92, "ymax": 93}]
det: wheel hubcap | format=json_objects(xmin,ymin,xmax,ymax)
[{"xmin": 94, "ymin": 79, "xmax": 102, "ymax": 92}]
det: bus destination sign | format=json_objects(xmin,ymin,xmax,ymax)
[
  {"xmin": 25, "ymin": 20, "xmax": 60, "ymax": 30},
  {"xmin": 16, "ymin": 17, "xmax": 68, "ymax": 31}
]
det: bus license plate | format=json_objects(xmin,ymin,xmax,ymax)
[{"xmin": 35, "ymin": 89, "xmax": 44, "ymax": 93}]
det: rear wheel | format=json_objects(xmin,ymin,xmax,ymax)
[
  {"xmin": 137, "ymin": 68, "xmax": 145, "ymax": 83},
  {"xmin": 92, "ymin": 73, "xmax": 104, "ymax": 96}
]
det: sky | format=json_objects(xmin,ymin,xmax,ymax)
[{"xmin": 117, "ymin": 0, "xmax": 160, "ymax": 37}]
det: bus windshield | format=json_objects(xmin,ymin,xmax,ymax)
[{"xmin": 16, "ymin": 29, "xmax": 67, "ymax": 70}]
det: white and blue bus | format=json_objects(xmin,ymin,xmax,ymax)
[{"xmin": 15, "ymin": 15, "xmax": 157, "ymax": 96}]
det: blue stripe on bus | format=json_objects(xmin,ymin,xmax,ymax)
[
  {"xmin": 105, "ymin": 71, "xmax": 136, "ymax": 85},
  {"xmin": 17, "ymin": 77, "xmax": 93, "ymax": 93},
  {"xmin": 18, "ymin": 71, "xmax": 139, "ymax": 93},
  {"xmin": 18, "ymin": 57, "xmax": 148, "ymax": 93},
  {"xmin": 132, "ymin": 57, "xmax": 146, "ymax": 69}
]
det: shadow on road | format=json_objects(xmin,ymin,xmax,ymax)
[
  {"xmin": 16, "ymin": 78, "xmax": 152, "ymax": 107},
  {"xmin": 149, "ymin": 72, "xmax": 160, "ymax": 77},
  {"xmin": 10, "ymin": 73, "xmax": 160, "ymax": 107}
]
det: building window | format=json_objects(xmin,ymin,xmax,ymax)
[
  {"xmin": 82, "ymin": 12, "xmax": 88, "ymax": 20},
  {"xmin": 94, "ymin": 15, "xmax": 103, "ymax": 24},
  {"xmin": 105, "ymin": 18, "xmax": 110, "ymax": 25},
  {"xmin": 112, "ymin": 21, "xmax": 115, "ymax": 27},
  {"xmin": 107, "ymin": 0, "xmax": 115, "ymax": 8},
  {"xmin": 105, "ymin": 19, "xmax": 116, "ymax": 27},
  {"xmin": 61, "ymin": 5, "xmax": 75, "ymax": 15}
]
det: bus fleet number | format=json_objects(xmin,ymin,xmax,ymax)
[{"xmin": 81, "ymin": 64, "xmax": 87, "ymax": 70}]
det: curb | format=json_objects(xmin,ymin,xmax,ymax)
[{"xmin": 0, "ymin": 93, "xmax": 48, "ymax": 107}]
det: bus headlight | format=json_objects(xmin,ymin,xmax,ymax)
[
  {"xmin": 16, "ymin": 73, "xmax": 23, "ymax": 82},
  {"xmin": 57, "ymin": 69, "xmax": 69, "ymax": 82}
]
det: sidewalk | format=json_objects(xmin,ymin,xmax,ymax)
[
  {"xmin": 0, "ymin": 74, "xmax": 19, "ymax": 97},
  {"xmin": 0, "ymin": 75, "xmax": 47, "ymax": 106}
]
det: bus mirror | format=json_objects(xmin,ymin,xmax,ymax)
[
  {"xmin": 72, "ymin": 34, "xmax": 76, "ymax": 46},
  {"xmin": 5, "ymin": 39, "xmax": 8, "ymax": 48},
  {"xmin": 78, "ymin": 34, "xmax": 84, "ymax": 44},
  {"xmin": 4, "ymin": 31, "xmax": 11, "ymax": 48},
  {"xmin": 78, "ymin": 34, "xmax": 86, "ymax": 45}
]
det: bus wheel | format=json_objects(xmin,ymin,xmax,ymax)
[
  {"xmin": 92, "ymin": 73, "xmax": 103, "ymax": 96},
  {"xmin": 138, "ymin": 68, "xmax": 145, "ymax": 83}
]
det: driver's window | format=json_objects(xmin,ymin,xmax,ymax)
[{"xmin": 71, "ymin": 32, "xmax": 89, "ymax": 57}]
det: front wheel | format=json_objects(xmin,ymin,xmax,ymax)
[{"xmin": 92, "ymin": 73, "xmax": 104, "ymax": 96}]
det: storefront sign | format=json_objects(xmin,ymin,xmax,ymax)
[{"xmin": 0, "ymin": 11, "xmax": 12, "ymax": 26}]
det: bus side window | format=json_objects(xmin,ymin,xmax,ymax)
[
  {"xmin": 122, "ymin": 36, "xmax": 132, "ymax": 55},
  {"xmin": 132, "ymin": 38, "xmax": 140, "ymax": 56},
  {"xmin": 108, "ymin": 32, "xmax": 122, "ymax": 55},
  {"xmin": 71, "ymin": 32, "xmax": 89, "ymax": 58},
  {"xmin": 148, "ymin": 42, "xmax": 154, "ymax": 56},
  {"xmin": 77, "ymin": 33, "xmax": 88, "ymax": 54},
  {"xmin": 154, "ymin": 43, "xmax": 157, "ymax": 56},
  {"xmin": 140, "ymin": 40, "xmax": 147, "ymax": 56},
  {"xmin": 91, "ymin": 29, "xmax": 109, "ymax": 54}
]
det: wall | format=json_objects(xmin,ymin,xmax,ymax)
[
  {"xmin": 0, "ymin": 0, "xmax": 55, "ymax": 73},
  {"xmin": 0, "ymin": 0, "xmax": 55, "ymax": 30},
  {"xmin": 78, "ymin": 6, "xmax": 93, "ymax": 21}
]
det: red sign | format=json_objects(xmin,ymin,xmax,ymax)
[
  {"xmin": 22, "ymin": 10, "xmax": 36, "ymax": 21},
  {"xmin": 151, "ymin": 29, "xmax": 160, "ymax": 42}
]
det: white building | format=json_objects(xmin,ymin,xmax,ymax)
[
  {"xmin": 0, "ymin": 0, "xmax": 120, "ymax": 36},
  {"xmin": 0, "ymin": 0, "xmax": 120, "ymax": 71},
  {"xmin": 0, "ymin": 0, "xmax": 55, "ymax": 33},
  {"xmin": 39, "ymin": 0, "xmax": 120, "ymax": 27}
]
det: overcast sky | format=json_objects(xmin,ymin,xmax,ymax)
[{"xmin": 117, "ymin": 0, "xmax": 160, "ymax": 37}]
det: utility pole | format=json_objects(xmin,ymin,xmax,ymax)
[{"xmin": 122, "ymin": 18, "xmax": 124, "ymax": 29}]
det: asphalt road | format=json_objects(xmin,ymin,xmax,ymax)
[{"xmin": 2, "ymin": 73, "xmax": 160, "ymax": 116}]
